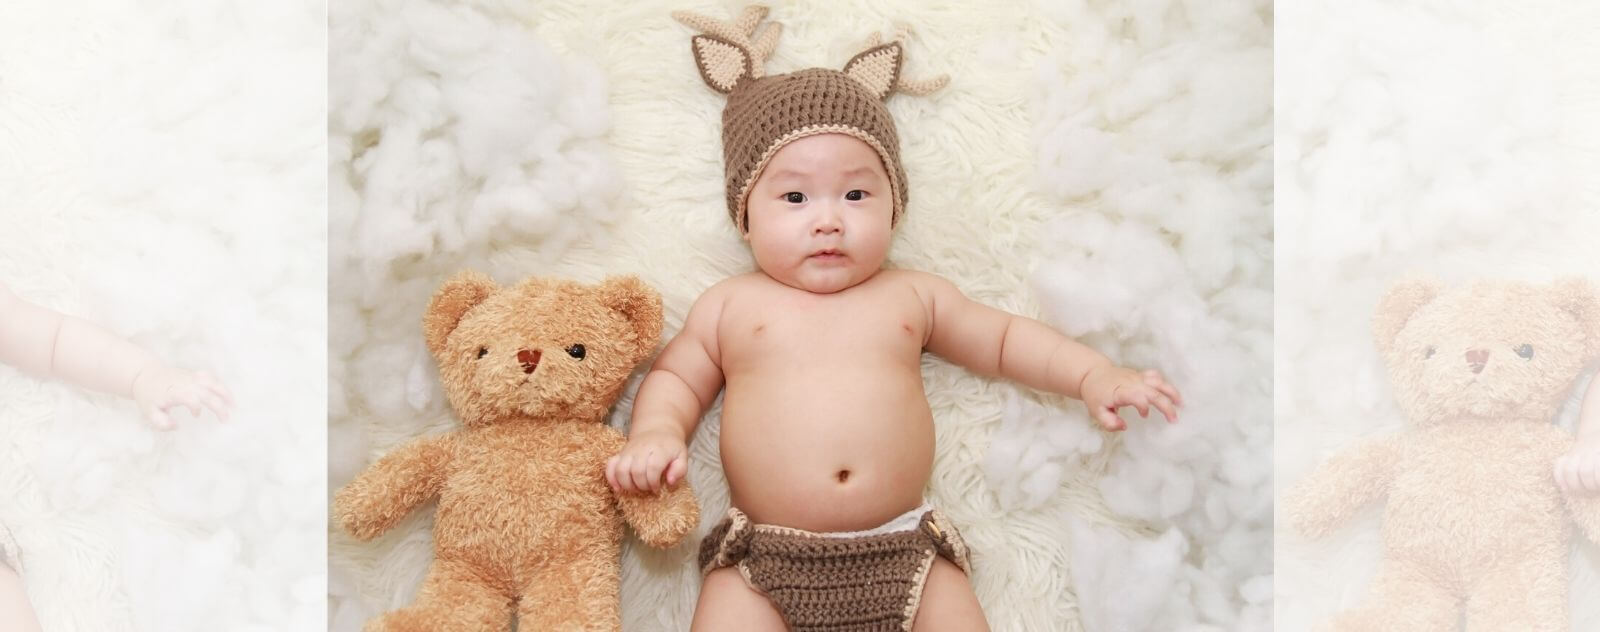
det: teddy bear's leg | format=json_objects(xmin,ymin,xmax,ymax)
[
  {"xmin": 1464, "ymin": 553, "xmax": 1566, "ymax": 632},
  {"xmin": 366, "ymin": 557, "xmax": 513, "ymax": 632},
  {"xmin": 516, "ymin": 555, "xmax": 621, "ymax": 632},
  {"xmin": 1326, "ymin": 558, "xmax": 1458, "ymax": 632}
]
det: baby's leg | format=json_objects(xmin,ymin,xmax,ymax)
[
  {"xmin": 690, "ymin": 567, "xmax": 786, "ymax": 632},
  {"xmin": 911, "ymin": 556, "xmax": 989, "ymax": 632},
  {"xmin": 0, "ymin": 564, "xmax": 43, "ymax": 632}
]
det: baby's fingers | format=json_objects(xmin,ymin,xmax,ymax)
[
  {"xmin": 644, "ymin": 451, "xmax": 667, "ymax": 493},
  {"xmin": 613, "ymin": 454, "xmax": 638, "ymax": 494},
  {"xmin": 1152, "ymin": 392, "xmax": 1179, "ymax": 423},
  {"xmin": 200, "ymin": 391, "xmax": 230, "ymax": 423},
  {"xmin": 198, "ymin": 371, "xmax": 235, "ymax": 407},
  {"xmin": 174, "ymin": 388, "xmax": 203, "ymax": 418},
  {"xmin": 1581, "ymin": 456, "xmax": 1600, "ymax": 494},
  {"xmin": 665, "ymin": 452, "xmax": 689, "ymax": 487},
  {"xmin": 146, "ymin": 405, "xmax": 175, "ymax": 431},
  {"xmin": 605, "ymin": 456, "xmax": 621, "ymax": 492},
  {"xmin": 1094, "ymin": 407, "xmax": 1126, "ymax": 432},
  {"xmin": 1121, "ymin": 389, "xmax": 1151, "ymax": 418},
  {"xmin": 1145, "ymin": 371, "xmax": 1183, "ymax": 406},
  {"xmin": 627, "ymin": 454, "xmax": 655, "ymax": 494}
]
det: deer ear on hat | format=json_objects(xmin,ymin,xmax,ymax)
[
  {"xmin": 674, "ymin": 5, "xmax": 782, "ymax": 94},
  {"xmin": 842, "ymin": 29, "xmax": 950, "ymax": 100}
]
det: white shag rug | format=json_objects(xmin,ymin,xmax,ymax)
[
  {"xmin": 0, "ymin": 1, "xmax": 326, "ymax": 630},
  {"xmin": 1276, "ymin": 1, "xmax": 1600, "ymax": 630},
  {"xmin": 326, "ymin": 1, "xmax": 1272, "ymax": 631}
]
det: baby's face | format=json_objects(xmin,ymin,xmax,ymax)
[{"xmin": 743, "ymin": 133, "xmax": 893, "ymax": 294}]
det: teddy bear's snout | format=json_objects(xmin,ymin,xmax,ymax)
[
  {"xmin": 518, "ymin": 349, "xmax": 542, "ymax": 374},
  {"xmin": 1465, "ymin": 348, "xmax": 1489, "ymax": 374}
]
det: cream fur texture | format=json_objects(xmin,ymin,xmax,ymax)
[
  {"xmin": 327, "ymin": 1, "xmax": 1272, "ymax": 630},
  {"xmin": 0, "ymin": 0, "xmax": 325, "ymax": 630},
  {"xmin": 1277, "ymin": 1, "xmax": 1600, "ymax": 630}
]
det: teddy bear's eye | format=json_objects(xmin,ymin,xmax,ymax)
[
  {"xmin": 566, "ymin": 344, "xmax": 586, "ymax": 360},
  {"xmin": 1515, "ymin": 343, "xmax": 1534, "ymax": 360},
  {"xmin": 1424, "ymin": 345, "xmax": 1436, "ymax": 359},
  {"xmin": 476, "ymin": 346, "xmax": 488, "ymax": 359}
]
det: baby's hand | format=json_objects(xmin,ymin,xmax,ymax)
[
  {"xmin": 1080, "ymin": 365, "xmax": 1181, "ymax": 431},
  {"xmin": 131, "ymin": 365, "xmax": 235, "ymax": 430},
  {"xmin": 1556, "ymin": 442, "xmax": 1600, "ymax": 496},
  {"xmin": 606, "ymin": 429, "xmax": 688, "ymax": 495}
]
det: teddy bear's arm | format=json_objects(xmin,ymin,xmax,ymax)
[
  {"xmin": 595, "ymin": 430, "xmax": 700, "ymax": 547},
  {"xmin": 1282, "ymin": 434, "xmax": 1404, "ymax": 538},
  {"xmin": 617, "ymin": 482, "xmax": 700, "ymax": 548},
  {"xmin": 333, "ymin": 434, "xmax": 456, "ymax": 541}
]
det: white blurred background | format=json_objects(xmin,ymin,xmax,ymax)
[
  {"xmin": 1276, "ymin": 1, "xmax": 1600, "ymax": 629},
  {"xmin": 0, "ymin": 1, "xmax": 326, "ymax": 629}
]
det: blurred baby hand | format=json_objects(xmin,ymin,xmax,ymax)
[
  {"xmin": 606, "ymin": 428, "xmax": 688, "ymax": 495},
  {"xmin": 1080, "ymin": 365, "xmax": 1182, "ymax": 431},
  {"xmin": 1556, "ymin": 443, "xmax": 1600, "ymax": 496},
  {"xmin": 132, "ymin": 366, "xmax": 235, "ymax": 429}
]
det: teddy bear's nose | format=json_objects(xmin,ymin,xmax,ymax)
[
  {"xmin": 1465, "ymin": 349, "xmax": 1489, "ymax": 373},
  {"xmin": 518, "ymin": 349, "xmax": 541, "ymax": 374}
]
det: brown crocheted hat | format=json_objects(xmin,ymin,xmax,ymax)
[{"xmin": 673, "ymin": 6, "xmax": 948, "ymax": 231}]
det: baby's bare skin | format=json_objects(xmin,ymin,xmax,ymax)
[
  {"xmin": 605, "ymin": 133, "xmax": 1180, "ymax": 629},
  {"xmin": 714, "ymin": 268, "xmax": 936, "ymax": 531}
]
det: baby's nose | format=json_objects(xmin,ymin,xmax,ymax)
[{"xmin": 518, "ymin": 349, "xmax": 542, "ymax": 374}]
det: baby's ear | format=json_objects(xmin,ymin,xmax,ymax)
[
  {"xmin": 597, "ymin": 276, "xmax": 664, "ymax": 362},
  {"xmin": 1551, "ymin": 277, "xmax": 1600, "ymax": 359},
  {"xmin": 1372, "ymin": 278, "xmax": 1443, "ymax": 358},
  {"xmin": 424, "ymin": 270, "xmax": 497, "ymax": 359}
]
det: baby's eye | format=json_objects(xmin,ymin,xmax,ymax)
[
  {"xmin": 845, "ymin": 190, "xmax": 866, "ymax": 201},
  {"xmin": 784, "ymin": 192, "xmax": 806, "ymax": 204}
]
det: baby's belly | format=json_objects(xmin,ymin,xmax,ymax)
[{"xmin": 720, "ymin": 367, "xmax": 935, "ymax": 532}]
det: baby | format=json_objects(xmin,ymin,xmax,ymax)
[
  {"xmin": 604, "ymin": 7, "xmax": 1181, "ymax": 631},
  {"xmin": 0, "ymin": 281, "xmax": 233, "ymax": 632}
]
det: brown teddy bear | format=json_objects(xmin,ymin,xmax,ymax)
[
  {"xmin": 334, "ymin": 271, "xmax": 699, "ymax": 632},
  {"xmin": 1284, "ymin": 278, "xmax": 1600, "ymax": 631}
]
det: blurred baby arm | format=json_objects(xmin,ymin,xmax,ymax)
[{"xmin": 0, "ymin": 281, "xmax": 233, "ymax": 429}]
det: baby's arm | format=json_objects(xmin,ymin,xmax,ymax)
[
  {"xmin": 910, "ymin": 272, "xmax": 1180, "ymax": 431},
  {"xmin": 1556, "ymin": 373, "xmax": 1600, "ymax": 495},
  {"xmin": 605, "ymin": 283, "xmax": 728, "ymax": 495},
  {"xmin": 0, "ymin": 282, "xmax": 232, "ymax": 428}
]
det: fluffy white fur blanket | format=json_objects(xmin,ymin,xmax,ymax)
[{"xmin": 0, "ymin": 1, "xmax": 325, "ymax": 630}]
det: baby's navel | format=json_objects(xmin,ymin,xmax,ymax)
[
  {"xmin": 836, "ymin": 469, "xmax": 851, "ymax": 483},
  {"xmin": 752, "ymin": 323, "xmax": 765, "ymax": 335}
]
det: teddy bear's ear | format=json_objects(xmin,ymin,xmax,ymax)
[
  {"xmin": 1372, "ymin": 278, "xmax": 1443, "ymax": 356},
  {"xmin": 424, "ymin": 270, "xmax": 498, "ymax": 358},
  {"xmin": 1551, "ymin": 277, "xmax": 1600, "ymax": 359},
  {"xmin": 597, "ymin": 276, "xmax": 663, "ymax": 360}
]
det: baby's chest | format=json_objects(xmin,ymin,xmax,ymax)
[{"xmin": 720, "ymin": 295, "xmax": 925, "ymax": 366}]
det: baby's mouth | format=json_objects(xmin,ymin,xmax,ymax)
[{"xmin": 809, "ymin": 248, "xmax": 845, "ymax": 260}]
